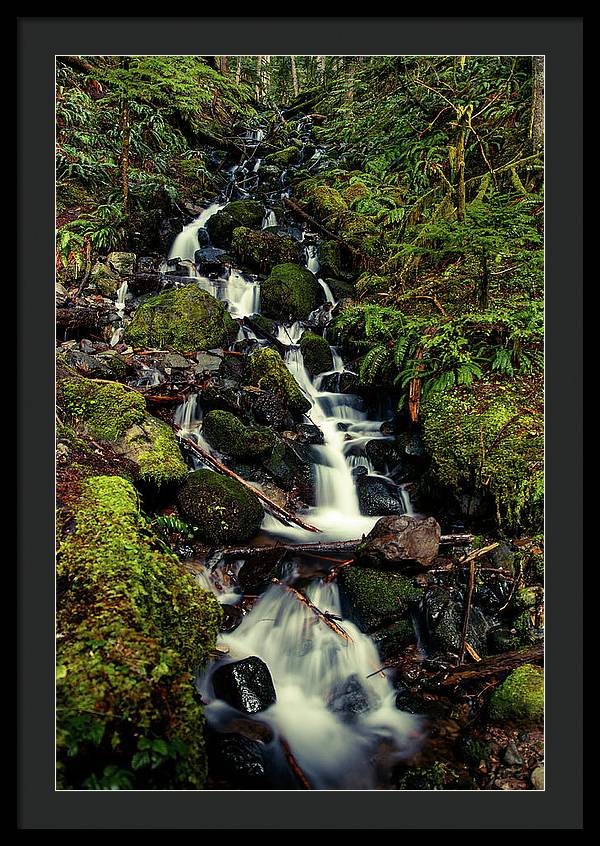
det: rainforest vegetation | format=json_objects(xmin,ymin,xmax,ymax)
[{"xmin": 56, "ymin": 54, "xmax": 544, "ymax": 792}]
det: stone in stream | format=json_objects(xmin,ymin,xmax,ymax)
[
  {"xmin": 205, "ymin": 199, "xmax": 265, "ymax": 248},
  {"xmin": 299, "ymin": 331, "xmax": 333, "ymax": 376},
  {"xmin": 107, "ymin": 251, "xmax": 136, "ymax": 276},
  {"xmin": 260, "ymin": 263, "xmax": 324, "ymax": 322},
  {"xmin": 423, "ymin": 586, "xmax": 489, "ymax": 659},
  {"xmin": 328, "ymin": 674, "xmax": 370, "ymax": 721},
  {"xmin": 356, "ymin": 475, "xmax": 406, "ymax": 517},
  {"xmin": 364, "ymin": 439, "xmax": 403, "ymax": 473},
  {"xmin": 176, "ymin": 469, "xmax": 264, "ymax": 545},
  {"xmin": 193, "ymin": 246, "xmax": 231, "ymax": 274},
  {"xmin": 212, "ymin": 656, "xmax": 277, "ymax": 714},
  {"xmin": 206, "ymin": 730, "xmax": 268, "ymax": 789},
  {"xmin": 230, "ymin": 226, "xmax": 301, "ymax": 273},
  {"xmin": 356, "ymin": 515, "xmax": 441, "ymax": 568},
  {"xmin": 246, "ymin": 347, "xmax": 312, "ymax": 418},
  {"xmin": 338, "ymin": 566, "xmax": 423, "ymax": 633}
]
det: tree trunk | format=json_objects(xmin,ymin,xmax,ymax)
[
  {"xmin": 255, "ymin": 56, "xmax": 262, "ymax": 99},
  {"xmin": 291, "ymin": 55, "xmax": 299, "ymax": 97},
  {"xmin": 532, "ymin": 56, "xmax": 544, "ymax": 154},
  {"xmin": 235, "ymin": 57, "xmax": 242, "ymax": 85},
  {"xmin": 119, "ymin": 58, "xmax": 131, "ymax": 223},
  {"xmin": 456, "ymin": 123, "xmax": 466, "ymax": 221},
  {"xmin": 219, "ymin": 56, "xmax": 229, "ymax": 76}
]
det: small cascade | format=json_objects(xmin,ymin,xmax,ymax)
[
  {"xmin": 110, "ymin": 280, "xmax": 129, "ymax": 346},
  {"xmin": 305, "ymin": 243, "xmax": 337, "ymax": 307},
  {"xmin": 262, "ymin": 209, "xmax": 277, "ymax": 229},
  {"xmin": 166, "ymin": 202, "xmax": 226, "ymax": 267},
  {"xmin": 174, "ymin": 392, "xmax": 201, "ymax": 436},
  {"xmin": 199, "ymin": 580, "xmax": 422, "ymax": 789}
]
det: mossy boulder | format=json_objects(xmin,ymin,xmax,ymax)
[
  {"xmin": 124, "ymin": 286, "xmax": 237, "ymax": 353},
  {"xmin": 205, "ymin": 199, "xmax": 264, "ymax": 248},
  {"xmin": 247, "ymin": 347, "xmax": 311, "ymax": 417},
  {"xmin": 113, "ymin": 415, "xmax": 188, "ymax": 491},
  {"xmin": 202, "ymin": 410, "xmax": 275, "ymax": 458},
  {"xmin": 343, "ymin": 181, "xmax": 371, "ymax": 207},
  {"xmin": 264, "ymin": 146, "xmax": 300, "ymax": 167},
  {"xmin": 60, "ymin": 377, "xmax": 187, "ymax": 492},
  {"xmin": 57, "ymin": 475, "xmax": 221, "ymax": 789},
  {"xmin": 338, "ymin": 566, "xmax": 423, "ymax": 633},
  {"xmin": 299, "ymin": 331, "xmax": 333, "ymax": 376},
  {"xmin": 421, "ymin": 381, "xmax": 544, "ymax": 534},
  {"xmin": 261, "ymin": 263, "xmax": 323, "ymax": 321},
  {"xmin": 107, "ymin": 251, "xmax": 136, "ymax": 276},
  {"xmin": 301, "ymin": 182, "xmax": 348, "ymax": 225},
  {"xmin": 177, "ymin": 469, "xmax": 264, "ymax": 544},
  {"xmin": 90, "ymin": 260, "xmax": 120, "ymax": 297},
  {"xmin": 489, "ymin": 664, "xmax": 544, "ymax": 726},
  {"xmin": 231, "ymin": 227, "xmax": 301, "ymax": 273},
  {"xmin": 317, "ymin": 240, "xmax": 342, "ymax": 278}
]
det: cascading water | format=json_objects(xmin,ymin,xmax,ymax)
[
  {"xmin": 110, "ymin": 280, "xmax": 129, "ymax": 346},
  {"xmin": 167, "ymin": 132, "xmax": 421, "ymax": 789}
]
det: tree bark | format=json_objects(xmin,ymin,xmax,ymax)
[
  {"xmin": 119, "ymin": 57, "xmax": 131, "ymax": 222},
  {"xmin": 426, "ymin": 645, "xmax": 544, "ymax": 688},
  {"xmin": 235, "ymin": 57, "xmax": 242, "ymax": 85},
  {"xmin": 291, "ymin": 56, "xmax": 299, "ymax": 97},
  {"xmin": 455, "ymin": 123, "xmax": 466, "ymax": 221},
  {"xmin": 220, "ymin": 533, "xmax": 473, "ymax": 559}
]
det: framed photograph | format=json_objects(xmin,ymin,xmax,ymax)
[{"xmin": 18, "ymin": 16, "xmax": 582, "ymax": 830}]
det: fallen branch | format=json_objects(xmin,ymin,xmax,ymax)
[
  {"xmin": 458, "ymin": 541, "xmax": 499, "ymax": 564},
  {"xmin": 459, "ymin": 558, "xmax": 477, "ymax": 664},
  {"xmin": 283, "ymin": 197, "xmax": 371, "ymax": 264},
  {"xmin": 279, "ymin": 737, "xmax": 313, "ymax": 789},
  {"xmin": 272, "ymin": 577, "xmax": 352, "ymax": 642},
  {"xmin": 177, "ymin": 434, "xmax": 322, "ymax": 534},
  {"xmin": 426, "ymin": 645, "xmax": 544, "ymax": 688},
  {"xmin": 242, "ymin": 315, "xmax": 288, "ymax": 355},
  {"xmin": 220, "ymin": 533, "xmax": 472, "ymax": 559}
]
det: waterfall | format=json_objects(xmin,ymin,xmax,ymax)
[
  {"xmin": 262, "ymin": 209, "xmax": 277, "ymax": 229},
  {"xmin": 110, "ymin": 280, "xmax": 129, "ymax": 346},
  {"xmin": 167, "ymin": 202, "xmax": 225, "ymax": 265},
  {"xmin": 199, "ymin": 580, "xmax": 423, "ymax": 789},
  {"xmin": 305, "ymin": 244, "xmax": 337, "ymax": 306}
]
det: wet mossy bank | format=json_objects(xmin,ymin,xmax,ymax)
[{"xmin": 56, "ymin": 475, "xmax": 222, "ymax": 790}]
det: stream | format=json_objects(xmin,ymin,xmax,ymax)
[{"xmin": 164, "ymin": 122, "xmax": 424, "ymax": 789}]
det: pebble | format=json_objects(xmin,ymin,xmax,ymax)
[{"xmin": 503, "ymin": 740, "xmax": 524, "ymax": 767}]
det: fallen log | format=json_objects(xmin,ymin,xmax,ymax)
[
  {"xmin": 425, "ymin": 645, "xmax": 544, "ymax": 688},
  {"xmin": 177, "ymin": 434, "xmax": 322, "ymax": 534},
  {"xmin": 220, "ymin": 533, "xmax": 472, "ymax": 559},
  {"xmin": 283, "ymin": 197, "xmax": 370, "ymax": 264},
  {"xmin": 272, "ymin": 578, "xmax": 352, "ymax": 642},
  {"xmin": 279, "ymin": 737, "xmax": 313, "ymax": 789}
]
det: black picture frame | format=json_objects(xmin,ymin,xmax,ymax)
[{"xmin": 18, "ymin": 16, "xmax": 583, "ymax": 829}]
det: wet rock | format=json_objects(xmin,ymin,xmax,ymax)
[
  {"xmin": 89, "ymin": 260, "xmax": 119, "ymax": 297},
  {"xmin": 261, "ymin": 438, "xmax": 314, "ymax": 499},
  {"xmin": 246, "ymin": 348, "xmax": 311, "ymax": 417},
  {"xmin": 297, "ymin": 423, "xmax": 325, "ymax": 445},
  {"xmin": 220, "ymin": 604, "xmax": 243, "ymax": 633},
  {"xmin": 357, "ymin": 515, "xmax": 441, "ymax": 568},
  {"xmin": 124, "ymin": 285, "xmax": 238, "ymax": 353},
  {"xmin": 487, "ymin": 625, "xmax": 521, "ymax": 654},
  {"xmin": 203, "ymin": 409, "xmax": 275, "ymax": 458},
  {"xmin": 205, "ymin": 199, "xmax": 264, "ymax": 248},
  {"xmin": 63, "ymin": 350, "xmax": 118, "ymax": 379},
  {"xmin": 237, "ymin": 548, "xmax": 285, "ymax": 593},
  {"xmin": 177, "ymin": 469, "xmax": 264, "ymax": 544},
  {"xmin": 338, "ymin": 566, "xmax": 423, "ymax": 633},
  {"xmin": 241, "ymin": 386, "xmax": 291, "ymax": 430},
  {"xmin": 202, "ymin": 377, "xmax": 243, "ymax": 415},
  {"xmin": 231, "ymin": 227, "xmax": 301, "ymax": 273},
  {"xmin": 319, "ymin": 370, "xmax": 360, "ymax": 395},
  {"xmin": 328, "ymin": 674, "xmax": 370, "ymax": 720},
  {"xmin": 299, "ymin": 331, "xmax": 333, "ymax": 376},
  {"xmin": 206, "ymin": 731, "xmax": 267, "ymax": 788},
  {"xmin": 371, "ymin": 619, "xmax": 416, "ymax": 660},
  {"xmin": 194, "ymin": 246, "xmax": 231, "ymax": 274},
  {"xmin": 489, "ymin": 664, "xmax": 544, "ymax": 726},
  {"xmin": 503, "ymin": 740, "xmax": 524, "ymax": 767},
  {"xmin": 196, "ymin": 227, "xmax": 211, "ymax": 248},
  {"xmin": 357, "ymin": 475, "xmax": 406, "ymax": 517},
  {"xmin": 264, "ymin": 146, "xmax": 300, "ymax": 167},
  {"xmin": 364, "ymin": 439, "xmax": 402, "ymax": 473},
  {"xmin": 212, "ymin": 656, "xmax": 277, "ymax": 714},
  {"xmin": 261, "ymin": 263, "xmax": 324, "ymax": 322},
  {"xmin": 128, "ymin": 272, "xmax": 163, "ymax": 295},
  {"xmin": 423, "ymin": 586, "xmax": 489, "ymax": 658}
]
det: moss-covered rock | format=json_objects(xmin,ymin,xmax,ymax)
[
  {"xmin": 60, "ymin": 377, "xmax": 187, "ymax": 492},
  {"xmin": 261, "ymin": 263, "xmax": 323, "ymax": 321},
  {"xmin": 338, "ymin": 566, "xmax": 423, "ymax": 633},
  {"xmin": 301, "ymin": 182, "xmax": 348, "ymax": 225},
  {"xmin": 205, "ymin": 199, "xmax": 264, "ymax": 248},
  {"xmin": 231, "ymin": 227, "xmax": 301, "ymax": 273},
  {"xmin": 317, "ymin": 240, "xmax": 342, "ymax": 278},
  {"xmin": 57, "ymin": 474, "xmax": 221, "ymax": 789},
  {"xmin": 177, "ymin": 469, "xmax": 264, "ymax": 544},
  {"xmin": 421, "ymin": 381, "xmax": 544, "ymax": 534},
  {"xmin": 113, "ymin": 415, "xmax": 188, "ymax": 490},
  {"xmin": 343, "ymin": 181, "xmax": 371, "ymax": 207},
  {"xmin": 202, "ymin": 410, "xmax": 275, "ymax": 458},
  {"xmin": 90, "ymin": 260, "xmax": 120, "ymax": 297},
  {"xmin": 489, "ymin": 664, "xmax": 544, "ymax": 726},
  {"xmin": 247, "ymin": 347, "xmax": 311, "ymax": 417},
  {"xmin": 264, "ymin": 146, "xmax": 300, "ymax": 167},
  {"xmin": 107, "ymin": 251, "xmax": 136, "ymax": 276},
  {"xmin": 61, "ymin": 377, "xmax": 147, "ymax": 442},
  {"xmin": 124, "ymin": 285, "xmax": 237, "ymax": 353},
  {"xmin": 299, "ymin": 331, "xmax": 333, "ymax": 376}
]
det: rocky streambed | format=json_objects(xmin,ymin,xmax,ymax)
[{"xmin": 56, "ymin": 116, "xmax": 544, "ymax": 791}]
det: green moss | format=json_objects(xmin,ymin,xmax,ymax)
[
  {"xmin": 489, "ymin": 664, "xmax": 544, "ymax": 725},
  {"xmin": 177, "ymin": 469, "xmax": 264, "ymax": 544},
  {"xmin": 397, "ymin": 761, "xmax": 448, "ymax": 790},
  {"xmin": 231, "ymin": 226, "xmax": 300, "ymax": 273},
  {"xmin": 299, "ymin": 331, "xmax": 333, "ymax": 376},
  {"xmin": 202, "ymin": 410, "xmax": 275, "ymax": 458},
  {"xmin": 205, "ymin": 199, "xmax": 264, "ymax": 248},
  {"xmin": 90, "ymin": 261, "xmax": 119, "ymax": 297},
  {"xmin": 61, "ymin": 378, "xmax": 146, "ymax": 442},
  {"xmin": 261, "ymin": 262, "xmax": 323, "ymax": 321},
  {"xmin": 421, "ymin": 381, "xmax": 544, "ymax": 534},
  {"xmin": 338, "ymin": 566, "xmax": 423, "ymax": 632},
  {"xmin": 302, "ymin": 182, "xmax": 348, "ymax": 224},
  {"xmin": 247, "ymin": 347, "xmax": 311, "ymax": 417},
  {"xmin": 317, "ymin": 240, "xmax": 342, "ymax": 278},
  {"xmin": 264, "ymin": 146, "xmax": 300, "ymax": 167},
  {"xmin": 343, "ymin": 181, "xmax": 370, "ymax": 207},
  {"xmin": 124, "ymin": 285, "xmax": 237, "ymax": 353},
  {"xmin": 57, "ymin": 475, "xmax": 221, "ymax": 789},
  {"xmin": 125, "ymin": 416, "xmax": 188, "ymax": 489}
]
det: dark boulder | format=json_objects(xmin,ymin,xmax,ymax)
[
  {"xmin": 364, "ymin": 439, "xmax": 403, "ymax": 473},
  {"xmin": 338, "ymin": 566, "xmax": 423, "ymax": 633},
  {"xmin": 206, "ymin": 731, "xmax": 267, "ymax": 789},
  {"xmin": 212, "ymin": 656, "xmax": 277, "ymax": 714},
  {"xmin": 356, "ymin": 475, "xmax": 406, "ymax": 517},
  {"xmin": 356, "ymin": 515, "xmax": 441, "ymax": 568},
  {"xmin": 194, "ymin": 246, "xmax": 231, "ymax": 274},
  {"xmin": 205, "ymin": 199, "xmax": 265, "ymax": 248},
  {"xmin": 328, "ymin": 674, "xmax": 370, "ymax": 720},
  {"xmin": 423, "ymin": 586, "xmax": 489, "ymax": 658}
]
